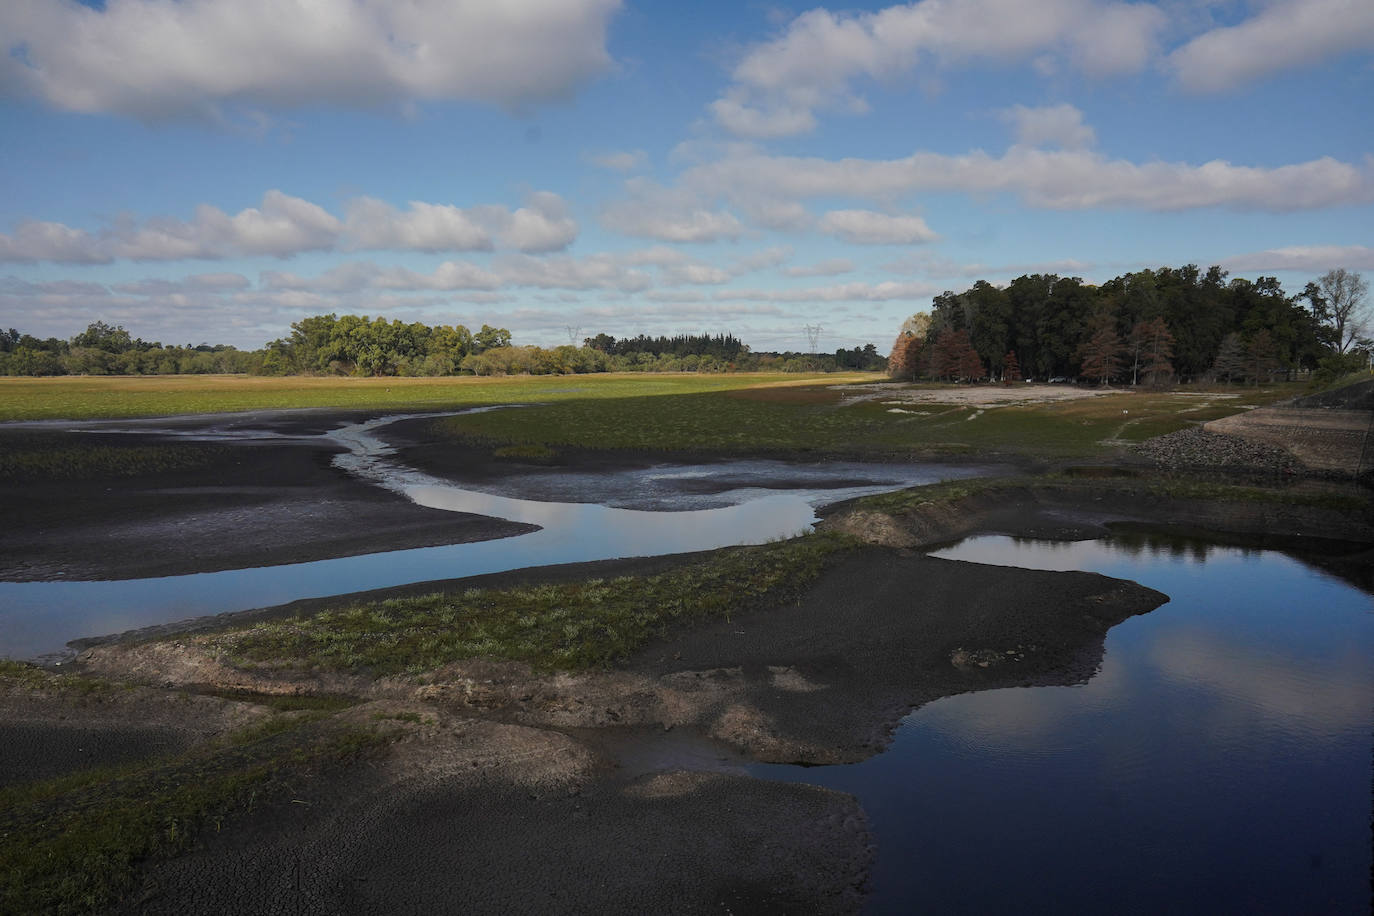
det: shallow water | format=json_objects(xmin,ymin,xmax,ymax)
[
  {"xmin": 0, "ymin": 414, "xmax": 988, "ymax": 661},
  {"xmin": 753, "ymin": 534, "xmax": 1374, "ymax": 914}
]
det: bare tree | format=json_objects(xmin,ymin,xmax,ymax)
[{"xmin": 1306, "ymin": 269, "xmax": 1369, "ymax": 354}]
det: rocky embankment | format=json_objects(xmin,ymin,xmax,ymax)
[{"xmin": 1135, "ymin": 426, "xmax": 1303, "ymax": 475}]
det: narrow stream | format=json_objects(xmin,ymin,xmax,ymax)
[
  {"xmin": 0, "ymin": 413, "xmax": 989, "ymax": 661},
  {"xmin": 753, "ymin": 534, "xmax": 1374, "ymax": 915}
]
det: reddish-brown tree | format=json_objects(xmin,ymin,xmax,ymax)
[
  {"xmin": 1002, "ymin": 350, "xmax": 1022, "ymax": 386},
  {"xmin": 957, "ymin": 337, "xmax": 986, "ymax": 381},
  {"xmin": 930, "ymin": 328, "xmax": 983, "ymax": 380},
  {"xmin": 1080, "ymin": 321, "xmax": 1124, "ymax": 386},
  {"xmin": 887, "ymin": 332, "xmax": 925, "ymax": 380},
  {"xmin": 1131, "ymin": 317, "xmax": 1176, "ymax": 388}
]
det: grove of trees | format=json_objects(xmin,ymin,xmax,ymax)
[
  {"xmin": 1, "ymin": 316, "xmax": 888, "ymax": 378},
  {"xmin": 888, "ymin": 266, "xmax": 1369, "ymax": 387}
]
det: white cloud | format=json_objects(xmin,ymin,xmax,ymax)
[
  {"xmin": 0, "ymin": 221, "xmax": 111, "ymax": 264},
  {"xmin": 1170, "ymin": 0, "xmax": 1374, "ymax": 92},
  {"xmin": 717, "ymin": 279, "xmax": 940, "ymax": 302},
  {"xmin": 0, "ymin": 0, "xmax": 621, "ymax": 119},
  {"xmin": 110, "ymin": 273, "xmax": 251, "ymax": 295},
  {"xmin": 493, "ymin": 253, "xmax": 653, "ymax": 292},
  {"xmin": 709, "ymin": 94, "xmax": 818, "ymax": 139},
  {"xmin": 343, "ymin": 199, "xmax": 492, "ymax": 253},
  {"xmin": 497, "ymin": 192, "xmax": 579, "ymax": 253},
  {"xmin": 999, "ymin": 103, "xmax": 1095, "ymax": 149},
  {"xmin": 600, "ymin": 179, "xmax": 745, "ymax": 242},
  {"xmin": 1219, "ymin": 244, "xmax": 1374, "ymax": 273},
  {"xmin": 730, "ymin": 246, "xmax": 793, "ymax": 274},
  {"xmin": 711, "ymin": 0, "xmax": 1167, "ymax": 137},
  {"xmin": 884, "ymin": 254, "xmax": 1095, "ymax": 278},
  {"xmin": 0, "ymin": 191, "xmax": 579, "ymax": 263},
  {"xmin": 262, "ymin": 261, "xmax": 502, "ymax": 293},
  {"xmin": 818, "ymin": 209, "xmax": 939, "ymax": 244},
  {"xmin": 785, "ymin": 258, "xmax": 855, "ymax": 277},
  {"xmin": 685, "ymin": 147, "xmax": 1374, "ymax": 212}
]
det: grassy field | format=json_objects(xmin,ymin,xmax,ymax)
[
  {"xmin": 435, "ymin": 383, "xmax": 1300, "ymax": 460},
  {"xmin": 0, "ymin": 372, "xmax": 873, "ymax": 421}
]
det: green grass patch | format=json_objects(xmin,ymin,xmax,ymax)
[
  {"xmin": 854, "ymin": 472, "xmax": 1372, "ymax": 517},
  {"xmin": 491, "ymin": 443, "xmax": 557, "ymax": 460},
  {"xmin": 0, "ymin": 659, "xmax": 123, "ymax": 696},
  {"xmin": 0, "ymin": 436, "xmax": 226, "ymax": 480},
  {"xmin": 433, "ymin": 384, "xmax": 1302, "ymax": 460},
  {"xmin": 0, "ymin": 372, "xmax": 872, "ymax": 421},
  {"xmin": 0, "ymin": 715, "xmax": 392, "ymax": 916},
  {"xmin": 206, "ymin": 532, "xmax": 853, "ymax": 675}
]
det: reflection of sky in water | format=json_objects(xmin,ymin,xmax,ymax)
[
  {"xmin": 0, "ymin": 414, "xmax": 986, "ymax": 660},
  {"xmin": 755, "ymin": 536, "xmax": 1374, "ymax": 915}
]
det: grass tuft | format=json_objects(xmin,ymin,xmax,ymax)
[{"xmin": 206, "ymin": 532, "xmax": 855, "ymax": 675}]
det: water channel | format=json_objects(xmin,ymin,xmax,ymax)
[
  {"xmin": 0, "ymin": 414, "xmax": 989, "ymax": 661},
  {"xmin": 753, "ymin": 533, "xmax": 1374, "ymax": 914}
]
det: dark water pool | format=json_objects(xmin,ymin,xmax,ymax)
[{"xmin": 753, "ymin": 534, "xmax": 1374, "ymax": 915}]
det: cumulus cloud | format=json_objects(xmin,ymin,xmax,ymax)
[
  {"xmin": 0, "ymin": 0, "xmax": 621, "ymax": 119},
  {"xmin": 711, "ymin": 0, "xmax": 1167, "ymax": 137},
  {"xmin": 884, "ymin": 254, "xmax": 1094, "ymax": 278},
  {"xmin": 498, "ymin": 192, "xmax": 580, "ymax": 253},
  {"xmin": 685, "ymin": 147, "xmax": 1374, "ymax": 212},
  {"xmin": 0, "ymin": 191, "xmax": 578, "ymax": 263},
  {"xmin": 999, "ymin": 103, "xmax": 1095, "ymax": 149},
  {"xmin": 1218, "ymin": 244, "xmax": 1374, "ymax": 273},
  {"xmin": 1170, "ymin": 0, "xmax": 1374, "ymax": 92},
  {"xmin": 262, "ymin": 261, "xmax": 502, "ymax": 294},
  {"xmin": 343, "ymin": 199, "xmax": 492, "ymax": 254},
  {"xmin": 818, "ymin": 209, "xmax": 939, "ymax": 244},
  {"xmin": 600, "ymin": 179, "xmax": 745, "ymax": 242},
  {"xmin": 717, "ymin": 279, "xmax": 940, "ymax": 302}
]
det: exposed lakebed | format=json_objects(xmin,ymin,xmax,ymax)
[
  {"xmin": 0, "ymin": 411, "xmax": 990, "ymax": 660},
  {"xmin": 754, "ymin": 534, "xmax": 1374, "ymax": 914}
]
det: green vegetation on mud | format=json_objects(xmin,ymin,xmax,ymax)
[
  {"xmin": 209, "ymin": 532, "xmax": 851, "ymax": 676},
  {"xmin": 853, "ymin": 472, "xmax": 1373, "ymax": 516},
  {"xmin": 0, "ymin": 371, "xmax": 868, "ymax": 421},
  {"xmin": 0, "ymin": 666, "xmax": 394, "ymax": 916},
  {"xmin": 0, "ymin": 433, "xmax": 228, "ymax": 480},
  {"xmin": 435, "ymin": 384, "xmax": 1298, "ymax": 460}
]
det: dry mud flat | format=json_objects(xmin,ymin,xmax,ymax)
[{"xmin": 0, "ymin": 410, "xmax": 535, "ymax": 581}]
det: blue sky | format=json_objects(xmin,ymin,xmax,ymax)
[{"xmin": 1, "ymin": 0, "xmax": 1370, "ymax": 352}]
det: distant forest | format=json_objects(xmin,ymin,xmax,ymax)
[
  {"xmin": 888, "ymin": 265, "xmax": 1369, "ymax": 386},
  {"xmin": 0, "ymin": 314, "xmax": 885, "ymax": 377},
  {"xmin": 8, "ymin": 264, "xmax": 1358, "ymax": 382}
]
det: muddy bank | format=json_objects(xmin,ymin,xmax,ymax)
[
  {"xmin": 0, "ymin": 410, "xmax": 535, "ymax": 581},
  {"xmin": 8, "ymin": 419, "xmax": 1373, "ymax": 914}
]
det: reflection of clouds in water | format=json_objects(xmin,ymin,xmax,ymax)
[
  {"xmin": 1147, "ymin": 627, "xmax": 1372, "ymax": 739},
  {"xmin": 914, "ymin": 651, "xmax": 1131, "ymax": 753},
  {"xmin": 935, "ymin": 537, "xmax": 1126, "ymax": 571}
]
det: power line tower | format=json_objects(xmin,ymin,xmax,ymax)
[
  {"xmin": 565, "ymin": 325, "xmax": 582, "ymax": 347},
  {"xmin": 804, "ymin": 324, "xmax": 822, "ymax": 354}
]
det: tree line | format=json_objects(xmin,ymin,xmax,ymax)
[
  {"xmin": 888, "ymin": 266, "xmax": 1369, "ymax": 387},
  {"xmin": 1, "ymin": 315, "xmax": 888, "ymax": 377}
]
